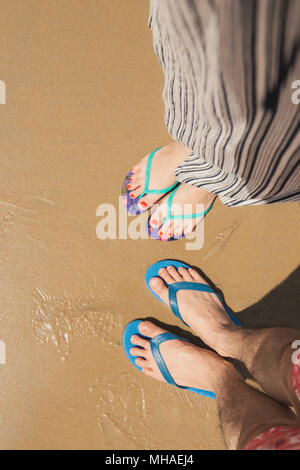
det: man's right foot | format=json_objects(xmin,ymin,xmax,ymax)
[
  {"xmin": 127, "ymin": 141, "xmax": 191, "ymax": 211},
  {"xmin": 149, "ymin": 265, "xmax": 241, "ymax": 357}
]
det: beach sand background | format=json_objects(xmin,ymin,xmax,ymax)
[{"xmin": 0, "ymin": 0, "xmax": 299, "ymax": 449}]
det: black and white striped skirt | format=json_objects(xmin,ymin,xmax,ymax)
[{"xmin": 149, "ymin": 0, "xmax": 300, "ymax": 206}]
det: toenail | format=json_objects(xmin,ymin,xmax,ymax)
[
  {"xmin": 151, "ymin": 219, "xmax": 158, "ymax": 226},
  {"xmin": 130, "ymin": 177, "xmax": 132, "ymax": 182},
  {"xmin": 128, "ymin": 184, "xmax": 131, "ymax": 189},
  {"xmin": 130, "ymin": 194, "xmax": 134, "ymax": 198},
  {"xmin": 140, "ymin": 201, "xmax": 147, "ymax": 208},
  {"xmin": 150, "ymin": 277, "xmax": 159, "ymax": 286}
]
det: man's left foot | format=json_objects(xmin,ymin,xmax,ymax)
[{"xmin": 130, "ymin": 320, "xmax": 232, "ymax": 392}]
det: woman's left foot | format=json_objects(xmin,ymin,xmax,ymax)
[
  {"xmin": 130, "ymin": 320, "xmax": 232, "ymax": 392},
  {"xmin": 149, "ymin": 183, "xmax": 216, "ymax": 240}
]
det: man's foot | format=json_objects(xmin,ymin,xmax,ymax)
[
  {"xmin": 128, "ymin": 142, "xmax": 191, "ymax": 211},
  {"xmin": 149, "ymin": 265, "xmax": 240, "ymax": 356},
  {"xmin": 149, "ymin": 183, "xmax": 216, "ymax": 240},
  {"xmin": 130, "ymin": 320, "xmax": 232, "ymax": 392}
]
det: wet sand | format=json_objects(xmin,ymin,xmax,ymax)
[{"xmin": 0, "ymin": 0, "xmax": 299, "ymax": 450}]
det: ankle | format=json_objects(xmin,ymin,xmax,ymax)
[
  {"xmin": 213, "ymin": 326, "xmax": 251, "ymax": 359},
  {"xmin": 212, "ymin": 360, "xmax": 243, "ymax": 396}
]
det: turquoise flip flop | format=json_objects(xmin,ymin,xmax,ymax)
[
  {"xmin": 147, "ymin": 185, "xmax": 213, "ymax": 241},
  {"xmin": 121, "ymin": 147, "xmax": 179, "ymax": 215},
  {"xmin": 145, "ymin": 260, "xmax": 241, "ymax": 327},
  {"xmin": 122, "ymin": 319, "xmax": 216, "ymax": 399}
]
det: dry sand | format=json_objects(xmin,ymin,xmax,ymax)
[{"xmin": 0, "ymin": 0, "xmax": 299, "ymax": 450}]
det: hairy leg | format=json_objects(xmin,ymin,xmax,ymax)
[
  {"xmin": 214, "ymin": 362, "xmax": 298, "ymax": 450},
  {"xmin": 221, "ymin": 328, "xmax": 300, "ymax": 408}
]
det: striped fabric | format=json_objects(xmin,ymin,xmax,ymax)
[{"xmin": 149, "ymin": 0, "xmax": 300, "ymax": 206}]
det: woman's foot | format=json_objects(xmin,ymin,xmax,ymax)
[
  {"xmin": 128, "ymin": 142, "xmax": 191, "ymax": 211},
  {"xmin": 149, "ymin": 266, "xmax": 240, "ymax": 356},
  {"xmin": 130, "ymin": 320, "xmax": 233, "ymax": 392},
  {"xmin": 149, "ymin": 184, "xmax": 216, "ymax": 240}
]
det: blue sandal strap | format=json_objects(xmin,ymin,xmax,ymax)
[
  {"xmin": 138, "ymin": 148, "xmax": 178, "ymax": 200},
  {"xmin": 162, "ymin": 186, "xmax": 213, "ymax": 224},
  {"xmin": 150, "ymin": 332, "xmax": 190, "ymax": 388},
  {"xmin": 168, "ymin": 282, "xmax": 241, "ymax": 327}
]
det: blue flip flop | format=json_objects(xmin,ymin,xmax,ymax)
[
  {"xmin": 123, "ymin": 319, "xmax": 216, "ymax": 399},
  {"xmin": 146, "ymin": 185, "xmax": 213, "ymax": 241},
  {"xmin": 121, "ymin": 147, "xmax": 179, "ymax": 215},
  {"xmin": 145, "ymin": 260, "xmax": 241, "ymax": 327}
]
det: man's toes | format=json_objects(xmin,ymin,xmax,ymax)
[
  {"xmin": 142, "ymin": 367, "xmax": 154, "ymax": 377},
  {"xmin": 130, "ymin": 346, "xmax": 147, "ymax": 358},
  {"xmin": 131, "ymin": 334, "xmax": 149, "ymax": 349},
  {"xmin": 178, "ymin": 266, "xmax": 194, "ymax": 281},
  {"xmin": 158, "ymin": 267, "xmax": 176, "ymax": 285},
  {"xmin": 188, "ymin": 267, "xmax": 203, "ymax": 282},
  {"xmin": 166, "ymin": 265, "xmax": 182, "ymax": 282},
  {"xmin": 138, "ymin": 320, "xmax": 167, "ymax": 339},
  {"xmin": 135, "ymin": 357, "xmax": 147, "ymax": 368},
  {"xmin": 149, "ymin": 276, "xmax": 169, "ymax": 304}
]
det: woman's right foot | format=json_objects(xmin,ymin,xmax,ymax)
[{"xmin": 127, "ymin": 141, "xmax": 191, "ymax": 211}]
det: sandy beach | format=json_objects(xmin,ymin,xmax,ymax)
[{"xmin": 0, "ymin": 0, "xmax": 299, "ymax": 449}]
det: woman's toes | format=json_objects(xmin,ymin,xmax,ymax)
[
  {"xmin": 138, "ymin": 320, "xmax": 166, "ymax": 339},
  {"xmin": 160, "ymin": 221, "xmax": 172, "ymax": 240},
  {"xmin": 183, "ymin": 220, "xmax": 195, "ymax": 236},
  {"xmin": 131, "ymin": 165, "xmax": 141, "ymax": 174},
  {"xmin": 138, "ymin": 197, "xmax": 148, "ymax": 210},
  {"xmin": 150, "ymin": 203, "xmax": 167, "ymax": 228},
  {"xmin": 173, "ymin": 221, "xmax": 184, "ymax": 238},
  {"xmin": 128, "ymin": 174, "xmax": 141, "ymax": 191},
  {"xmin": 149, "ymin": 214, "xmax": 159, "ymax": 228},
  {"xmin": 149, "ymin": 276, "xmax": 169, "ymax": 304},
  {"xmin": 131, "ymin": 334, "xmax": 149, "ymax": 349},
  {"xmin": 129, "ymin": 188, "xmax": 142, "ymax": 199},
  {"xmin": 138, "ymin": 194, "xmax": 156, "ymax": 211},
  {"xmin": 166, "ymin": 265, "xmax": 182, "ymax": 282},
  {"xmin": 158, "ymin": 267, "xmax": 176, "ymax": 285},
  {"xmin": 178, "ymin": 266, "xmax": 194, "ymax": 281},
  {"xmin": 188, "ymin": 267, "xmax": 203, "ymax": 282}
]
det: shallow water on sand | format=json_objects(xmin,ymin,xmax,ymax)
[{"xmin": 0, "ymin": 0, "xmax": 299, "ymax": 450}]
